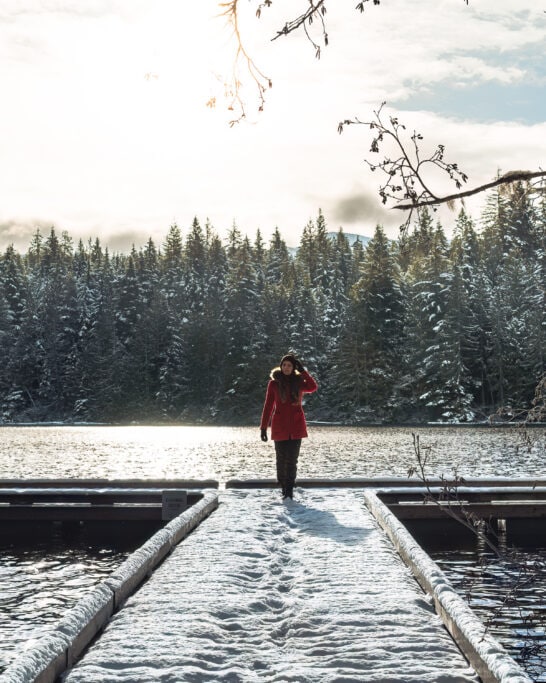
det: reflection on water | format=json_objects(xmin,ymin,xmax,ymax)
[
  {"xmin": 0, "ymin": 521, "xmax": 161, "ymax": 673},
  {"xmin": 0, "ymin": 424, "xmax": 544, "ymax": 481}
]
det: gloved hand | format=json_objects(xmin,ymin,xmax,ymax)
[
  {"xmin": 294, "ymin": 358, "xmax": 305, "ymax": 373},
  {"xmin": 260, "ymin": 428, "xmax": 268, "ymax": 442}
]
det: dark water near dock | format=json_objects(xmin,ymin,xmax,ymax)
[
  {"xmin": 0, "ymin": 425, "xmax": 544, "ymax": 677},
  {"xmin": 0, "ymin": 521, "xmax": 160, "ymax": 673},
  {"xmin": 433, "ymin": 545, "xmax": 546, "ymax": 682},
  {"xmin": 414, "ymin": 523, "xmax": 546, "ymax": 682}
]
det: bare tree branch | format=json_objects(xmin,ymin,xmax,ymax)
[
  {"xmin": 220, "ymin": 1, "xmax": 546, "ymax": 226},
  {"xmin": 222, "ymin": 0, "xmax": 381, "ymax": 120},
  {"xmin": 217, "ymin": 1, "xmax": 273, "ymax": 125},
  {"xmin": 339, "ymin": 103, "xmax": 546, "ymax": 230},
  {"xmin": 395, "ymin": 170, "xmax": 546, "ymax": 211},
  {"xmin": 269, "ymin": 0, "xmax": 328, "ymax": 57}
]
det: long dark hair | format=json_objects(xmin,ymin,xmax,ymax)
[{"xmin": 271, "ymin": 368, "xmax": 301, "ymax": 404}]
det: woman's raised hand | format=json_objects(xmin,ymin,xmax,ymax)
[{"xmin": 294, "ymin": 359, "xmax": 305, "ymax": 373}]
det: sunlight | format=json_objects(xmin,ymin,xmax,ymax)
[{"xmin": 116, "ymin": 425, "xmax": 239, "ymax": 447}]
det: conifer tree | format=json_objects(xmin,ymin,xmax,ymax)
[
  {"xmin": 0, "ymin": 246, "xmax": 28, "ymax": 417},
  {"xmin": 202, "ymin": 229, "xmax": 229, "ymax": 408},
  {"xmin": 33, "ymin": 228, "xmax": 79, "ymax": 415},
  {"xmin": 505, "ymin": 181, "xmax": 539, "ymax": 258},
  {"xmin": 221, "ymin": 236, "xmax": 265, "ymax": 419},
  {"xmin": 494, "ymin": 251, "xmax": 545, "ymax": 408},
  {"xmin": 449, "ymin": 210, "xmax": 484, "ymax": 407},
  {"xmin": 157, "ymin": 224, "xmax": 188, "ymax": 418},
  {"xmin": 349, "ymin": 237, "xmax": 366, "ymax": 286},
  {"xmin": 480, "ymin": 181, "xmax": 511, "ymax": 282},
  {"xmin": 347, "ymin": 225, "xmax": 405, "ymax": 416},
  {"xmin": 134, "ymin": 238, "xmax": 165, "ymax": 412},
  {"xmin": 405, "ymin": 221, "xmax": 452, "ymax": 418},
  {"xmin": 179, "ymin": 218, "xmax": 218, "ymax": 412},
  {"xmin": 431, "ymin": 263, "xmax": 476, "ymax": 421},
  {"xmin": 72, "ymin": 251, "xmax": 122, "ymax": 420},
  {"xmin": 114, "ymin": 253, "xmax": 144, "ymax": 415},
  {"xmin": 321, "ymin": 230, "xmax": 351, "ymax": 352},
  {"xmin": 265, "ymin": 228, "xmax": 292, "ymax": 286}
]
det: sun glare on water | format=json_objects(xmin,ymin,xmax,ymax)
[{"xmin": 87, "ymin": 425, "xmax": 248, "ymax": 481}]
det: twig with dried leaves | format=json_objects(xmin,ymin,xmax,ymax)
[
  {"xmin": 218, "ymin": 1, "xmax": 273, "ymax": 125},
  {"xmin": 338, "ymin": 103, "xmax": 546, "ymax": 231},
  {"xmin": 408, "ymin": 433, "xmax": 500, "ymax": 555}
]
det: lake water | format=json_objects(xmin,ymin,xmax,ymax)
[
  {"xmin": 1, "ymin": 423, "xmax": 545, "ymax": 482},
  {"xmin": 0, "ymin": 521, "xmax": 159, "ymax": 673},
  {"xmin": 432, "ymin": 543, "xmax": 546, "ymax": 683},
  {"xmin": 1, "ymin": 424, "xmax": 545, "ymax": 677}
]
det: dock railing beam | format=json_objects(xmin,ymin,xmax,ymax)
[{"xmin": 363, "ymin": 490, "xmax": 533, "ymax": 683}]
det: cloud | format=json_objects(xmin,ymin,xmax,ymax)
[
  {"xmin": 0, "ymin": 1, "xmax": 141, "ymax": 68},
  {"xmin": 0, "ymin": 219, "xmax": 53, "ymax": 251},
  {"xmin": 0, "ymin": 1, "xmax": 133, "ymax": 22},
  {"xmin": 0, "ymin": 32, "xmax": 48, "ymax": 64},
  {"xmin": 0, "ymin": 218, "xmax": 167, "ymax": 255},
  {"xmin": 332, "ymin": 193, "xmax": 376, "ymax": 223},
  {"xmin": 321, "ymin": 1, "xmax": 546, "ymax": 116},
  {"xmin": 97, "ymin": 229, "xmax": 157, "ymax": 253},
  {"xmin": 398, "ymin": 80, "xmax": 545, "ymax": 125},
  {"xmin": 329, "ymin": 188, "xmax": 400, "ymax": 236}
]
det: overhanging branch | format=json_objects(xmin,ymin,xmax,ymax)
[{"xmin": 394, "ymin": 170, "xmax": 546, "ymax": 211}]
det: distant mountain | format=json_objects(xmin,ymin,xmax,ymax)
[{"xmin": 327, "ymin": 231, "xmax": 371, "ymax": 247}]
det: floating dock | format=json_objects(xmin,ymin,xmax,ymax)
[
  {"xmin": 2, "ymin": 479, "xmax": 542, "ymax": 683},
  {"xmin": 61, "ymin": 489, "xmax": 483, "ymax": 683}
]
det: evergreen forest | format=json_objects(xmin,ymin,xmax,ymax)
[{"xmin": 0, "ymin": 181, "xmax": 544, "ymax": 425}]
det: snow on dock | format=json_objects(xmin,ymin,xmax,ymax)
[{"xmin": 64, "ymin": 489, "xmax": 479, "ymax": 683}]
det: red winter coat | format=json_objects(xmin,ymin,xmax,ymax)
[{"xmin": 260, "ymin": 370, "xmax": 318, "ymax": 441}]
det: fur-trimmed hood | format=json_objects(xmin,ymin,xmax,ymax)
[{"xmin": 270, "ymin": 367, "xmax": 302, "ymax": 381}]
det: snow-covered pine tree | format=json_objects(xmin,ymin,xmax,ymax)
[
  {"xmin": 0, "ymin": 245, "xmax": 28, "ymax": 418},
  {"xmin": 265, "ymin": 227, "xmax": 292, "ymax": 286},
  {"xmin": 157, "ymin": 223, "xmax": 188, "ymax": 418},
  {"xmin": 349, "ymin": 225, "xmax": 405, "ymax": 418},
  {"xmin": 405, "ymin": 220, "xmax": 453, "ymax": 420},
  {"xmin": 220, "ymin": 235, "xmax": 266, "ymax": 420},
  {"xmin": 31, "ymin": 228, "xmax": 79, "ymax": 418}
]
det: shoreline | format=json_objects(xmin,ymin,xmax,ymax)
[{"xmin": 1, "ymin": 420, "xmax": 545, "ymax": 429}]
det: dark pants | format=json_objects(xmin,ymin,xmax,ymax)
[{"xmin": 274, "ymin": 439, "xmax": 301, "ymax": 497}]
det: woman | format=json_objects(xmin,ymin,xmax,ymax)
[{"xmin": 260, "ymin": 353, "xmax": 318, "ymax": 499}]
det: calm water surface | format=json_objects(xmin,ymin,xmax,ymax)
[
  {"xmin": 0, "ymin": 425, "xmax": 545, "ymax": 675},
  {"xmin": 432, "ymin": 543, "xmax": 546, "ymax": 683},
  {"xmin": 1, "ymin": 424, "xmax": 544, "ymax": 481}
]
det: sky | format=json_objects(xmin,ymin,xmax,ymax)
[{"xmin": 0, "ymin": 0, "xmax": 545, "ymax": 252}]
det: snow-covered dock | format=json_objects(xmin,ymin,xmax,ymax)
[{"xmin": 62, "ymin": 488, "xmax": 484, "ymax": 683}]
